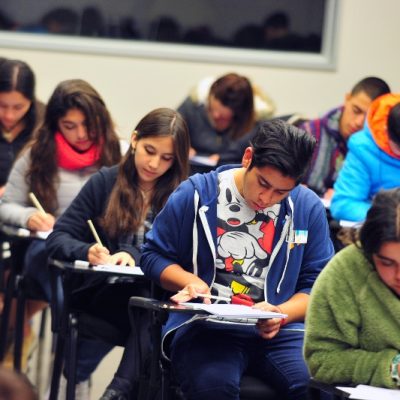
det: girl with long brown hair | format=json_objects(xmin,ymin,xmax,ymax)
[
  {"xmin": 0, "ymin": 78, "xmax": 121, "ymax": 369},
  {"xmin": 46, "ymin": 107, "xmax": 190, "ymax": 399}
]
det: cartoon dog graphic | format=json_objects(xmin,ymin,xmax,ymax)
[{"xmin": 217, "ymin": 182, "xmax": 279, "ymax": 278}]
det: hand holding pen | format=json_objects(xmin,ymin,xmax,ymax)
[
  {"xmin": 87, "ymin": 243, "xmax": 110, "ymax": 265},
  {"xmin": 87, "ymin": 219, "xmax": 110, "ymax": 264},
  {"xmin": 86, "ymin": 220, "xmax": 135, "ymax": 266},
  {"xmin": 27, "ymin": 192, "xmax": 55, "ymax": 231},
  {"xmin": 171, "ymin": 283, "xmax": 216, "ymax": 304}
]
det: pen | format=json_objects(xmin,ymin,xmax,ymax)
[
  {"xmin": 179, "ymin": 290, "xmax": 231, "ymax": 302},
  {"xmin": 29, "ymin": 192, "xmax": 46, "ymax": 214},
  {"xmin": 87, "ymin": 219, "xmax": 104, "ymax": 247}
]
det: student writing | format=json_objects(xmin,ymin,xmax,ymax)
[
  {"xmin": 46, "ymin": 107, "xmax": 190, "ymax": 400},
  {"xmin": 0, "ymin": 78, "xmax": 121, "ymax": 370}
]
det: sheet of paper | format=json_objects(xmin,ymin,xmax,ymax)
[
  {"xmin": 73, "ymin": 260, "xmax": 143, "ymax": 275},
  {"xmin": 93, "ymin": 264, "xmax": 144, "ymax": 275},
  {"xmin": 181, "ymin": 303, "xmax": 287, "ymax": 319},
  {"xmin": 36, "ymin": 229, "xmax": 52, "ymax": 239},
  {"xmin": 337, "ymin": 384, "xmax": 400, "ymax": 399},
  {"xmin": 339, "ymin": 220, "xmax": 359, "ymax": 228},
  {"xmin": 3, "ymin": 227, "xmax": 52, "ymax": 239},
  {"xmin": 189, "ymin": 155, "xmax": 218, "ymax": 167},
  {"xmin": 320, "ymin": 197, "xmax": 331, "ymax": 208}
]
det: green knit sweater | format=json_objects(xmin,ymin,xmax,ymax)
[{"xmin": 304, "ymin": 244, "xmax": 400, "ymax": 389}]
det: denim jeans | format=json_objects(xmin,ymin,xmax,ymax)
[
  {"xmin": 171, "ymin": 321, "xmax": 309, "ymax": 400},
  {"xmin": 23, "ymin": 239, "xmax": 51, "ymax": 300},
  {"xmin": 64, "ymin": 338, "xmax": 114, "ymax": 383},
  {"xmin": 22, "ymin": 241, "xmax": 112, "ymax": 382}
]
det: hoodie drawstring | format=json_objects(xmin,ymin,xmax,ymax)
[
  {"xmin": 277, "ymin": 196, "xmax": 295, "ymax": 293},
  {"xmin": 192, "ymin": 191, "xmax": 200, "ymax": 276}
]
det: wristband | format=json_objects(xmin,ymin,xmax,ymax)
[
  {"xmin": 276, "ymin": 306, "xmax": 287, "ymax": 327},
  {"xmin": 391, "ymin": 354, "xmax": 400, "ymax": 386}
]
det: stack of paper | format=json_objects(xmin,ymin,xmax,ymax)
[{"xmin": 181, "ymin": 303, "xmax": 287, "ymax": 319}]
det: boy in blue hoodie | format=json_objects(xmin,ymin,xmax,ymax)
[{"xmin": 141, "ymin": 120, "xmax": 334, "ymax": 400}]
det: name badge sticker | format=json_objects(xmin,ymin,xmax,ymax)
[{"xmin": 294, "ymin": 230, "xmax": 308, "ymax": 244}]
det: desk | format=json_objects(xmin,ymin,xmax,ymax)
[
  {"xmin": 48, "ymin": 258, "xmax": 148, "ymax": 400},
  {"xmin": 128, "ymin": 297, "xmax": 280, "ymax": 400},
  {"xmin": 0, "ymin": 223, "xmax": 50, "ymax": 373},
  {"xmin": 308, "ymin": 379, "xmax": 351, "ymax": 399}
]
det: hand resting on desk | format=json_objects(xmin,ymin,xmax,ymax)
[
  {"xmin": 171, "ymin": 282, "xmax": 212, "ymax": 305},
  {"xmin": 88, "ymin": 243, "xmax": 135, "ymax": 266},
  {"xmin": 108, "ymin": 252, "xmax": 135, "ymax": 266}
]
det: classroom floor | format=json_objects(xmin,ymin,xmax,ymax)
[{"xmin": 26, "ymin": 311, "xmax": 124, "ymax": 399}]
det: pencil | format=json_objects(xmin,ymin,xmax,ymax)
[
  {"xmin": 29, "ymin": 192, "xmax": 46, "ymax": 214},
  {"xmin": 179, "ymin": 290, "xmax": 231, "ymax": 302},
  {"xmin": 87, "ymin": 219, "xmax": 103, "ymax": 247}
]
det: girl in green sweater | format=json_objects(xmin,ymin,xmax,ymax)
[{"xmin": 304, "ymin": 188, "xmax": 400, "ymax": 389}]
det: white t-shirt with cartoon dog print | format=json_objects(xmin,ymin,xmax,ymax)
[{"xmin": 213, "ymin": 168, "xmax": 280, "ymax": 303}]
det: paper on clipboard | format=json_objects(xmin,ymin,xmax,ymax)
[{"xmin": 181, "ymin": 303, "xmax": 287, "ymax": 319}]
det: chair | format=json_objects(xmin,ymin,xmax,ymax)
[
  {"xmin": 47, "ymin": 258, "xmax": 146, "ymax": 400},
  {"xmin": 0, "ymin": 225, "xmax": 48, "ymax": 375},
  {"xmin": 128, "ymin": 296, "xmax": 280, "ymax": 400}
]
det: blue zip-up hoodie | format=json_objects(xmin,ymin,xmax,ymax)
[{"xmin": 141, "ymin": 165, "xmax": 334, "ymax": 354}]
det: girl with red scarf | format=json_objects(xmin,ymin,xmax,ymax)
[{"xmin": 0, "ymin": 78, "xmax": 121, "ymax": 369}]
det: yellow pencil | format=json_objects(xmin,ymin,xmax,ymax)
[
  {"xmin": 29, "ymin": 192, "xmax": 46, "ymax": 214},
  {"xmin": 87, "ymin": 219, "xmax": 103, "ymax": 247}
]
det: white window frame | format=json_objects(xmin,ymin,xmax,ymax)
[{"xmin": 0, "ymin": 0, "xmax": 339, "ymax": 70}]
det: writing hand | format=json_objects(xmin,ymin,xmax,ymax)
[
  {"xmin": 87, "ymin": 243, "xmax": 110, "ymax": 265},
  {"xmin": 27, "ymin": 211, "xmax": 55, "ymax": 231},
  {"xmin": 253, "ymin": 301, "xmax": 283, "ymax": 339},
  {"xmin": 171, "ymin": 282, "xmax": 211, "ymax": 304},
  {"xmin": 208, "ymin": 154, "xmax": 220, "ymax": 164},
  {"xmin": 108, "ymin": 252, "xmax": 135, "ymax": 266},
  {"xmin": 323, "ymin": 188, "xmax": 334, "ymax": 200},
  {"xmin": 189, "ymin": 147, "xmax": 197, "ymax": 158}
]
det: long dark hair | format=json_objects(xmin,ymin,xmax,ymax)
[
  {"xmin": 0, "ymin": 59, "xmax": 39, "ymax": 136},
  {"xmin": 388, "ymin": 102, "xmax": 400, "ymax": 146},
  {"xmin": 209, "ymin": 73, "xmax": 255, "ymax": 140},
  {"xmin": 102, "ymin": 108, "xmax": 190, "ymax": 238},
  {"xmin": 358, "ymin": 188, "xmax": 400, "ymax": 262},
  {"xmin": 26, "ymin": 79, "xmax": 121, "ymax": 212}
]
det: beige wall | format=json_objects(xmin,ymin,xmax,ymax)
[{"xmin": 0, "ymin": 0, "xmax": 398, "ymax": 139}]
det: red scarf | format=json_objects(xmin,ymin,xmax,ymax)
[{"xmin": 55, "ymin": 131, "xmax": 102, "ymax": 170}]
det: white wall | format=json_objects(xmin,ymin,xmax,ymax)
[{"xmin": 0, "ymin": 0, "xmax": 398, "ymax": 139}]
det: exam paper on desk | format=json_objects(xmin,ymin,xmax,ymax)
[
  {"xmin": 337, "ymin": 384, "xmax": 400, "ymax": 399},
  {"xmin": 74, "ymin": 260, "xmax": 144, "ymax": 275},
  {"xmin": 181, "ymin": 303, "xmax": 287, "ymax": 319}
]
